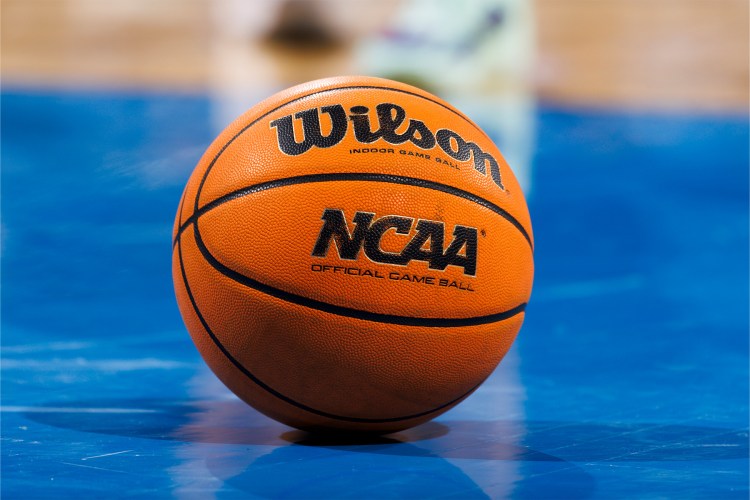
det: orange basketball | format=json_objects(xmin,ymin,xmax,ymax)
[{"xmin": 172, "ymin": 76, "xmax": 533, "ymax": 433}]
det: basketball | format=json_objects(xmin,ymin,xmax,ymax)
[{"xmin": 172, "ymin": 75, "xmax": 534, "ymax": 433}]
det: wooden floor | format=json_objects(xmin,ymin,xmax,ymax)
[
  {"xmin": 535, "ymin": 0, "xmax": 749, "ymax": 111},
  {"xmin": 2, "ymin": 0, "xmax": 748, "ymax": 111}
]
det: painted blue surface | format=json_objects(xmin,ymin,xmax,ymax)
[{"xmin": 2, "ymin": 88, "xmax": 748, "ymax": 498}]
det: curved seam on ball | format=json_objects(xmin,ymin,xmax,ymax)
[
  {"xmin": 175, "ymin": 173, "xmax": 533, "ymax": 251},
  {"xmin": 178, "ymin": 234, "xmax": 485, "ymax": 423},
  {"xmin": 189, "ymin": 84, "xmax": 509, "ymax": 225},
  {"xmin": 191, "ymin": 213, "xmax": 526, "ymax": 327}
]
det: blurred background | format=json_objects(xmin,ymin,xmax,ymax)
[
  {"xmin": 3, "ymin": 0, "xmax": 748, "ymax": 181},
  {"xmin": 4, "ymin": 0, "xmax": 748, "ymax": 108}
]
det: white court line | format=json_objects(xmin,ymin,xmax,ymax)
[
  {"xmin": 82, "ymin": 450, "xmax": 134, "ymax": 461},
  {"xmin": 533, "ymin": 275, "xmax": 645, "ymax": 302},
  {"xmin": 1, "ymin": 341, "xmax": 92, "ymax": 354},
  {"xmin": 1, "ymin": 358, "xmax": 193, "ymax": 371},
  {"xmin": 0, "ymin": 406, "xmax": 158, "ymax": 414},
  {"xmin": 695, "ymin": 444, "xmax": 740, "ymax": 447},
  {"xmin": 61, "ymin": 462, "xmax": 129, "ymax": 474}
]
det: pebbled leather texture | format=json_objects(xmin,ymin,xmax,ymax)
[{"xmin": 172, "ymin": 76, "xmax": 534, "ymax": 433}]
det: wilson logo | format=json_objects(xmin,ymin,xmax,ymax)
[
  {"xmin": 312, "ymin": 209, "xmax": 478, "ymax": 276},
  {"xmin": 270, "ymin": 102, "xmax": 505, "ymax": 190}
]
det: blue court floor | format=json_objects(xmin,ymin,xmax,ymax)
[{"xmin": 2, "ymin": 88, "xmax": 748, "ymax": 498}]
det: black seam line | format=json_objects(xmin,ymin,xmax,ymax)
[
  {"xmin": 190, "ymin": 84, "xmax": 490, "ymax": 219},
  {"xmin": 178, "ymin": 237, "xmax": 483, "ymax": 423},
  {"xmin": 175, "ymin": 188, "xmax": 187, "ymax": 240},
  {"xmin": 174, "ymin": 173, "xmax": 534, "ymax": 251},
  {"xmin": 189, "ymin": 212, "xmax": 526, "ymax": 327}
]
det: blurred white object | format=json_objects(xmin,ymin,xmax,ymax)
[{"xmin": 357, "ymin": 0, "xmax": 536, "ymax": 194}]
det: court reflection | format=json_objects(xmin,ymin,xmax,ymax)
[
  {"xmin": 25, "ymin": 392, "xmax": 748, "ymax": 497},
  {"xmin": 162, "ymin": 392, "xmax": 576, "ymax": 499},
  {"xmin": 164, "ymin": 386, "xmax": 527, "ymax": 498},
  {"xmin": 24, "ymin": 396, "xmax": 748, "ymax": 459},
  {"xmin": 23, "ymin": 396, "xmax": 596, "ymax": 498}
]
